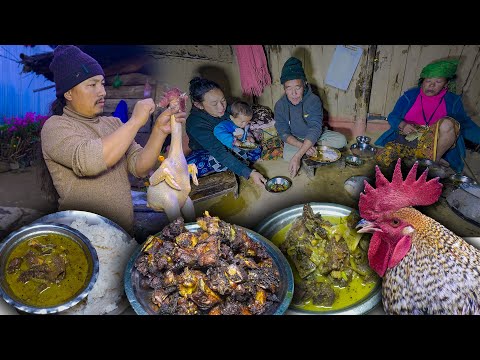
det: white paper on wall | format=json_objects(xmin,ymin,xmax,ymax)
[{"xmin": 325, "ymin": 45, "xmax": 363, "ymax": 91}]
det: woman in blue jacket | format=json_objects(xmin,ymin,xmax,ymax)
[
  {"xmin": 185, "ymin": 77, "xmax": 267, "ymax": 187},
  {"xmin": 375, "ymin": 59, "xmax": 480, "ymax": 173}
]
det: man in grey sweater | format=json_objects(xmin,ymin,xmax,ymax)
[
  {"xmin": 41, "ymin": 45, "xmax": 186, "ymax": 233},
  {"xmin": 274, "ymin": 57, "xmax": 346, "ymax": 177}
]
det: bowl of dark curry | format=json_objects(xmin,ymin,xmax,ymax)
[
  {"xmin": 255, "ymin": 203, "xmax": 381, "ymax": 315},
  {"xmin": 0, "ymin": 223, "xmax": 99, "ymax": 314},
  {"xmin": 124, "ymin": 213, "xmax": 294, "ymax": 315}
]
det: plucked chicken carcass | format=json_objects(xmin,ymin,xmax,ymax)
[
  {"xmin": 357, "ymin": 158, "xmax": 480, "ymax": 315},
  {"xmin": 147, "ymin": 88, "xmax": 198, "ymax": 222}
]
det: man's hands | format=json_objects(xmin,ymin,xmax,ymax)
[
  {"xmin": 250, "ymin": 169, "xmax": 267, "ymax": 187},
  {"xmin": 289, "ymin": 155, "xmax": 302, "ymax": 178},
  {"xmin": 131, "ymin": 99, "xmax": 155, "ymax": 128},
  {"xmin": 153, "ymin": 106, "xmax": 187, "ymax": 136},
  {"xmin": 131, "ymin": 98, "xmax": 187, "ymax": 136},
  {"xmin": 305, "ymin": 146, "xmax": 317, "ymax": 157}
]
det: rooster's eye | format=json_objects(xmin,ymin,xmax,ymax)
[{"xmin": 391, "ymin": 219, "xmax": 400, "ymax": 227}]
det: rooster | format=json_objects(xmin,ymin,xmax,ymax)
[{"xmin": 356, "ymin": 158, "xmax": 480, "ymax": 315}]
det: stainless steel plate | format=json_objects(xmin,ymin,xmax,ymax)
[
  {"xmin": 308, "ymin": 145, "xmax": 341, "ymax": 164},
  {"xmin": 446, "ymin": 183, "xmax": 480, "ymax": 227},
  {"xmin": 33, "ymin": 210, "xmax": 132, "ymax": 243},
  {"xmin": 448, "ymin": 174, "xmax": 477, "ymax": 187},
  {"xmin": 255, "ymin": 202, "xmax": 382, "ymax": 315},
  {"xmin": 125, "ymin": 223, "xmax": 294, "ymax": 315}
]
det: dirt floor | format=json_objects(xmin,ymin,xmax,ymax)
[{"xmin": 1, "ymin": 143, "xmax": 480, "ymax": 238}]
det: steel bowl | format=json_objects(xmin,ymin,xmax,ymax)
[
  {"xmin": 448, "ymin": 174, "xmax": 478, "ymax": 187},
  {"xmin": 356, "ymin": 136, "xmax": 371, "ymax": 144},
  {"xmin": 350, "ymin": 143, "xmax": 377, "ymax": 158},
  {"xmin": 125, "ymin": 223, "xmax": 294, "ymax": 315},
  {"xmin": 345, "ymin": 155, "xmax": 364, "ymax": 167},
  {"xmin": 32, "ymin": 210, "xmax": 135, "ymax": 315},
  {"xmin": 0, "ymin": 223, "xmax": 99, "ymax": 315},
  {"xmin": 255, "ymin": 202, "xmax": 382, "ymax": 315},
  {"xmin": 265, "ymin": 176, "xmax": 292, "ymax": 193}
]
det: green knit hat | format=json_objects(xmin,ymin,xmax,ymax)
[
  {"xmin": 420, "ymin": 59, "xmax": 459, "ymax": 79},
  {"xmin": 419, "ymin": 59, "xmax": 459, "ymax": 93},
  {"xmin": 280, "ymin": 57, "xmax": 307, "ymax": 84}
]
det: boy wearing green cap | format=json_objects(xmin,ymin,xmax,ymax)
[
  {"xmin": 274, "ymin": 57, "xmax": 347, "ymax": 178},
  {"xmin": 375, "ymin": 58, "xmax": 480, "ymax": 173}
]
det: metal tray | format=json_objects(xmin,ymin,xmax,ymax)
[
  {"xmin": 33, "ymin": 211, "xmax": 132, "ymax": 242},
  {"xmin": 446, "ymin": 183, "xmax": 480, "ymax": 227},
  {"xmin": 124, "ymin": 223, "xmax": 294, "ymax": 315},
  {"xmin": 255, "ymin": 202, "xmax": 382, "ymax": 315}
]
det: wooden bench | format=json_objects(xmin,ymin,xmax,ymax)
[
  {"xmin": 132, "ymin": 170, "xmax": 238, "ymax": 211},
  {"xmin": 190, "ymin": 170, "xmax": 238, "ymax": 203}
]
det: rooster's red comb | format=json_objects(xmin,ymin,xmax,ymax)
[{"xmin": 358, "ymin": 158, "xmax": 443, "ymax": 221}]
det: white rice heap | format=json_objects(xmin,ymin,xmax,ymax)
[{"xmin": 62, "ymin": 216, "xmax": 138, "ymax": 315}]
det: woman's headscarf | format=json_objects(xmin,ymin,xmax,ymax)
[{"xmin": 419, "ymin": 59, "xmax": 459, "ymax": 93}]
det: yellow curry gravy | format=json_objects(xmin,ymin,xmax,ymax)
[
  {"xmin": 271, "ymin": 215, "xmax": 377, "ymax": 312},
  {"xmin": 5, "ymin": 234, "xmax": 90, "ymax": 307}
]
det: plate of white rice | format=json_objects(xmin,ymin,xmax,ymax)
[{"xmin": 33, "ymin": 210, "xmax": 138, "ymax": 315}]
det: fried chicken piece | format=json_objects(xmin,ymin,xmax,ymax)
[
  {"xmin": 176, "ymin": 297, "xmax": 198, "ymax": 315},
  {"xmin": 217, "ymin": 300, "xmax": 252, "ymax": 315},
  {"xmin": 175, "ymin": 232, "xmax": 198, "ymax": 249},
  {"xmin": 177, "ymin": 267, "xmax": 204, "ymax": 297},
  {"xmin": 219, "ymin": 243, "xmax": 234, "ymax": 261},
  {"xmin": 196, "ymin": 237, "xmax": 220, "ymax": 267},
  {"xmin": 171, "ymin": 247, "xmax": 198, "ymax": 270},
  {"xmin": 248, "ymin": 287, "xmax": 268, "ymax": 314},
  {"xmin": 225, "ymin": 263, "xmax": 248, "ymax": 284},
  {"xmin": 161, "ymin": 217, "xmax": 186, "ymax": 241},
  {"xmin": 189, "ymin": 278, "xmax": 222, "ymax": 310},
  {"xmin": 206, "ymin": 266, "xmax": 232, "ymax": 296},
  {"xmin": 247, "ymin": 265, "xmax": 280, "ymax": 293},
  {"xmin": 197, "ymin": 212, "xmax": 235, "ymax": 241}
]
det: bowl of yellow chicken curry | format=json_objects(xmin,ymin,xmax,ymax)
[
  {"xmin": 255, "ymin": 202, "xmax": 381, "ymax": 315},
  {"xmin": 0, "ymin": 223, "xmax": 99, "ymax": 314}
]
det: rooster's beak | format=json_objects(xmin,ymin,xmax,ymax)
[{"xmin": 356, "ymin": 219, "xmax": 383, "ymax": 233}]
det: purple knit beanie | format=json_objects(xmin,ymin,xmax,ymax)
[{"xmin": 49, "ymin": 45, "xmax": 105, "ymax": 97}]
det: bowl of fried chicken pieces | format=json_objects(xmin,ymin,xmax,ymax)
[{"xmin": 124, "ymin": 212, "xmax": 294, "ymax": 315}]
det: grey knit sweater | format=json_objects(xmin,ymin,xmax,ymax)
[{"xmin": 41, "ymin": 106, "xmax": 142, "ymax": 233}]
